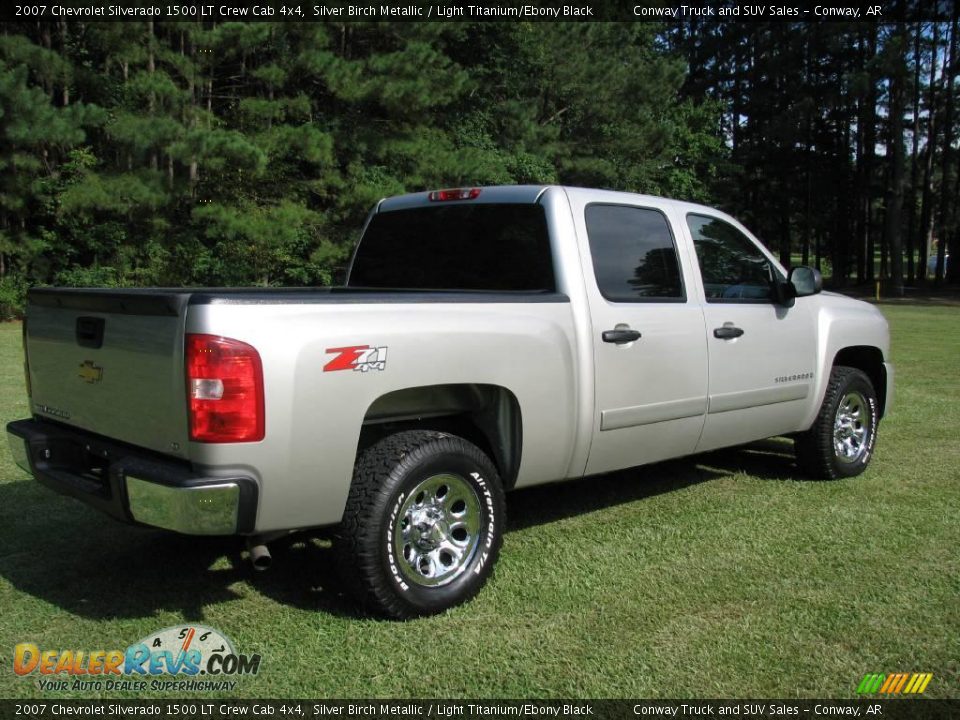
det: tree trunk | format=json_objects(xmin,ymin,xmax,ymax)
[
  {"xmin": 854, "ymin": 30, "xmax": 866, "ymax": 284},
  {"xmin": 949, "ymin": 152, "xmax": 960, "ymax": 284},
  {"xmin": 815, "ymin": 228, "xmax": 822, "ymax": 273},
  {"xmin": 945, "ymin": 12, "xmax": 960, "ymax": 285},
  {"xmin": 904, "ymin": 19, "xmax": 923, "ymax": 284},
  {"xmin": 882, "ymin": 23, "xmax": 908, "ymax": 297},
  {"xmin": 186, "ymin": 27, "xmax": 198, "ymax": 193},
  {"xmin": 40, "ymin": 23, "xmax": 52, "ymax": 97},
  {"xmin": 864, "ymin": 27, "xmax": 879, "ymax": 282},
  {"xmin": 918, "ymin": 21, "xmax": 940, "ymax": 285},
  {"xmin": 59, "ymin": 21, "xmax": 69, "ymax": 107},
  {"xmin": 779, "ymin": 200, "xmax": 791, "ymax": 268},
  {"xmin": 148, "ymin": 21, "xmax": 158, "ymax": 172},
  {"xmin": 731, "ymin": 27, "xmax": 742, "ymax": 153},
  {"xmin": 935, "ymin": 9, "xmax": 958, "ymax": 284},
  {"xmin": 802, "ymin": 168, "xmax": 811, "ymax": 267}
]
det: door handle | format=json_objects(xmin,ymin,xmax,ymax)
[
  {"xmin": 602, "ymin": 329, "xmax": 642, "ymax": 344},
  {"xmin": 713, "ymin": 326, "xmax": 744, "ymax": 339}
]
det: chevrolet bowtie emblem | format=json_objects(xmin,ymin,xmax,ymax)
[{"xmin": 78, "ymin": 360, "xmax": 103, "ymax": 384}]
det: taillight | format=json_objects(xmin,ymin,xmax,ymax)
[
  {"xmin": 185, "ymin": 334, "xmax": 264, "ymax": 443},
  {"xmin": 428, "ymin": 188, "xmax": 481, "ymax": 201}
]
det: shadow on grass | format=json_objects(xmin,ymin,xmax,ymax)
[
  {"xmin": 0, "ymin": 437, "xmax": 801, "ymax": 621},
  {"xmin": 0, "ymin": 480, "xmax": 360, "ymax": 622},
  {"xmin": 506, "ymin": 436, "xmax": 799, "ymax": 532}
]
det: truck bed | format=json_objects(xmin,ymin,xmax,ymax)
[
  {"xmin": 25, "ymin": 286, "xmax": 569, "ymax": 462},
  {"xmin": 30, "ymin": 286, "xmax": 566, "ymax": 311}
]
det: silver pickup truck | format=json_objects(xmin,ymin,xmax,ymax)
[{"xmin": 7, "ymin": 185, "xmax": 893, "ymax": 618}]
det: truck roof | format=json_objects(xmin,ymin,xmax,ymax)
[
  {"xmin": 377, "ymin": 184, "xmax": 728, "ymax": 221},
  {"xmin": 377, "ymin": 185, "xmax": 551, "ymax": 211}
]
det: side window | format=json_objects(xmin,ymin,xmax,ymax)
[
  {"xmin": 584, "ymin": 204, "xmax": 684, "ymax": 302},
  {"xmin": 686, "ymin": 214, "xmax": 781, "ymax": 302}
]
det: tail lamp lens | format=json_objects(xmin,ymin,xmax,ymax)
[
  {"xmin": 185, "ymin": 334, "xmax": 264, "ymax": 443},
  {"xmin": 427, "ymin": 188, "xmax": 481, "ymax": 201}
]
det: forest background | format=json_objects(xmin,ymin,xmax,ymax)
[{"xmin": 1, "ymin": 16, "xmax": 959, "ymax": 316}]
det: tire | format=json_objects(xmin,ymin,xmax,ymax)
[
  {"xmin": 795, "ymin": 366, "xmax": 879, "ymax": 479},
  {"xmin": 335, "ymin": 430, "xmax": 505, "ymax": 619}
]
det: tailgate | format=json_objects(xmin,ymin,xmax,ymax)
[{"xmin": 25, "ymin": 289, "xmax": 192, "ymax": 459}]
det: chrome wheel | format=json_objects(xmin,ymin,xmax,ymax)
[
  {"xmin": 393, "ymin": 473, "xmax": 482, "ymax": 587},
  {"xmin": 833, "ymin": 391, "xmax": 870, "ymax": 464}
]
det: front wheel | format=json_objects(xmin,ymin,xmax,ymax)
[
  {"xmin": 335, "ymin": 430, "xmax": 505, "ymax": 619},
  {"xmin": 795, "ymin": 366, "xmax": 879, "ymax": 479}
]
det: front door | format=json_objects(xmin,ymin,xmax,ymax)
[{"xmin": 681, "ymin": 212, "xmax": 817, "ymax": 452}]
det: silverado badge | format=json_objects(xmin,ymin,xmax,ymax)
[{"xmin": 78, "ymin": 360, "xmax": 103, "ymax": 384}]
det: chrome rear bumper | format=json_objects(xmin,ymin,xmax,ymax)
[{"xmin": 7, "ymin": 418, "xmax": 257, "ymax": 535}]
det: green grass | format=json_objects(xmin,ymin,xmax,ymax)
[{"xmin": 0, "ymin": 306, "xmax": 957, "ymax": 700}]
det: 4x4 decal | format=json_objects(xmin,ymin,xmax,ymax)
[{"xmin": 324, "ymin": 345, "xmax": 388, "ymax": 373}]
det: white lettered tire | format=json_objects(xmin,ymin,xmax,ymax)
[
  {"xmin": 335, "ymin": 430, "xmax": 505, "ymax": 618},
  {"xmin": 795, "ymin": 366, "xmax": 879, "ymax": 479}
]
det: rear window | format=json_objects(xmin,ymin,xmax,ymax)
[
  {"xmin": 584, "ymin": 204, "xmax": 684, "ymax": 301},
  {"xmin": 348, "ymin": 204, "xmax": 555, "ymax": 292}
]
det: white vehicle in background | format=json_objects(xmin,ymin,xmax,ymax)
[
  {"xmin": 8, "ymin": 185, "xmax": 893, "ymax": 618},
  {"xmin": 927, "ymin": 253, "xmax": 948, "ymax": 276}
]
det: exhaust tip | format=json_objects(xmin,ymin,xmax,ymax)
[{"xmin": 248, "ymin": 543, "xmax": 272, "ymax": 572}]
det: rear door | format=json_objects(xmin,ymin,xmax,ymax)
[
  {"xmin": 567, "ymin": 193, "xmax": 709, "ymax": 476},
  {"xmin": 25, "ymin": 290, "xmax": 191, "ymax": 459}
]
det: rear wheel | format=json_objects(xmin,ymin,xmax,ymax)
[
  {"xmin": 335, "ymin": 430, "xmax": 505, "ymax": 618},
  {"xmin": 795, "ymin": 366, "xmax": 879, "ymax": 479}
]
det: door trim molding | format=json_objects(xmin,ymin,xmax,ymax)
[
  {"xmin": 600, "ymin": 396, "xmax": 707, "ymax": 431},
  {"xmin": 708, "ymin": 384, "xmax": 809, "ymax": 414}
]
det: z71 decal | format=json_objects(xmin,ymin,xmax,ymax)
[{"xmin": 324, "ymin": 345, "xmax": 388, "ymax": 373}]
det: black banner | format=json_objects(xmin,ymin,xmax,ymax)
[
  {"xmin": 2, "ymin": 0, "xmax": 958, "ymax": 25},
  {"xmin": 0, "ymin": 700, "xmax": 957, "ymax": 720}
]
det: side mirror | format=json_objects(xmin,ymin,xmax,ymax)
[
  {"xmin": 771, "ymin": 277, "xmax": 796, "ymax": 308},
  {"xmin": 789, "ymin": 266, "xmax": 823, "ymax": 297}
]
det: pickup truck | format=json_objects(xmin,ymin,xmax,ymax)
[{"xmin": 7, "ymin": 185, "xmax": 893, "ymax": 618}]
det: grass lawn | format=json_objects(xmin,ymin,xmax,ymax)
[{"xmin": 0, "ymin": 305, "xmax": 957, "ymax": 700}]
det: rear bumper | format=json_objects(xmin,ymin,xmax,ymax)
[{"xmin": 6, "ymin": 418, "xmax": 257, "ymax": 535}]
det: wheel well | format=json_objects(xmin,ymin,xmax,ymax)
[
  {"xmin": 359, "ymin": 384, "xmax": 522, "ymax": 488},
  {"xmin": 833, "ymin": 346, "xmax": 887, "ymax": 417}
]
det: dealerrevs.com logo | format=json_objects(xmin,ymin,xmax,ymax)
[{"xmin": 14, "ymin": 625, "xmax": 261, "ymax": 692}]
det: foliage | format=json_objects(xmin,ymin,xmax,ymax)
[
  {"xmin": 0, "ymin": 275, "xmax": 26, "ymax": 320},
  {"xmin": 0, "ymin": 21, "xmax": 724, "ymax": 313},
  {"xmin": 1, "ymin": 19, "xmax": 958, "ymax": 313}
]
